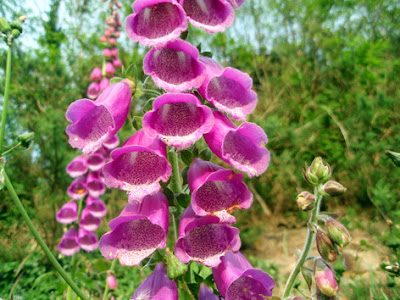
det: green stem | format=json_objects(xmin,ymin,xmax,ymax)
[
  {"xmin": 180, "ymin": 279, "xmax": 196, "ymax": 300},
  {"xmin": 102, "ymin": 259, "xmax": 117, "ymax": 300},
  {"xmin": 3, "ymin": 171, "xmax": 89, "ymax": 300},
  {"xmin": 0, "ymin": 46, "xmax": 12, "ymax": 154},
  {"xmin": 171, "ymin": 212, "xmax": 178, "ymax": 242},
  {"xmin": 67, "ymin": 199, "xmax": 84, "ymax": 300},
  {"xmin": 1, "ymin": 142, "xmax": 21, "ymax": 156},
  {"xmin": 282, "ymin": 186, "xmax": 323, "ymax": 298},
  {"xmin": 168, "ymin": 148, "xmax": 181, "ymax": 194}
]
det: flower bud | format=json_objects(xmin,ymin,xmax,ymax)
[
  {"xmin": 0, "ymin": 18, "xmax": 11, "ymax": 34},
  {"xmin": 99, "ymin": 35, "xmax": 107, "ymax": 43},
  {"xmin": 296, "ymin": 191, "xmax": 315, "ymax": 211},
  {"xmin": 103, "ymin": 48, "xmax": 112, "ymax": 58},
  {"xmin": 323, "ymin": 181, "xmax": 346, "ymax": 197},
  {"xmin": 326, "ymin": 218, "xmax": 351, "ymax": 247},
  {"xmin": 11, "ymin": 29, "xmax": 21, "ymax": 39},
  {"xmin": 112, "ymin": 58, "xmax": 122, "ymax": 69},
  {"xmin": 165, "ymin": 248, "xmax": 188, "ymax": 279},
  {"xmin": 111, "ymin": 47, "xmax": 119, "ymax": 57},
  {"xmin": 105, "ymin": 28, "xmax": 112, "ymax": 37},
  {"xmin": 17, "ymin": 132, "xmax": 35, "ymax": 149},
  {"xmin": 386, "ymin": 150, "xmax": 400, "ymax": 167},
  {"xmin": 106, "ymin": 273, "xmax": 118, "ymax": 289},
  {"xmin": 106, "ymin": 16, "xmax": 116, "ymax": 26},
  {"xmin": 109, "ymin": 37, "xmax": 117, "ymax": 45},
  {"xmin": 316, "ymin": 230, "xmax": 337, "ymax": 262},
  {"xmin": 122, "ymin": 79, "xmax": 136, "ymax": 95},
  {"xmin": 9, "ymin": 20, "xmax": 22, "ymax": 32},
  {"xmin": 105, "ymin": 62, "xmax": 115, "ymax": 76},
  {"xmin": 114, "ymin": 30, "xmax": 120, "ymax": 38},
  {"xmin": 314, "ymin": 258, "xmax": 338, "ymax": 297},
  {"xmin": 303, "ymin": 157, "xmax": 331, "ymax": 185},
  {"xmin": 90, "ymin": 67, "xmax": 102, "ymax": 81}
]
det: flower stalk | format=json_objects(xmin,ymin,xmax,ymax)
[
  {"xmin": 0, "ymin": 46, "xmax": 12, "ymax": 153},
  {"xmin": 3, "ymin": 171, "xmax": 89, "ymax": 300},
  {"xmin": 102, "ymin": 259, "xmax": 117, "ymax": 300},
  {"xmin": 282, "ymin": 186, "xmax": 323, "ymax": 298}
]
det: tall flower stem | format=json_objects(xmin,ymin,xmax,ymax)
[
  {"xmin": 168, "ymin": 148, "xmax": 181, "ymax": 194},
  {"xmin": 66, "ymin": 198, "xmax": 85, "ymax": 300},
  {"xmin": 3, "ymin": 171, "xmax": 89, "ymax": 300},
  {"xmin": 102, "ymin": 259, "xmax": 117, "ymax": 300},
  {"xmin": 0, "ymin": 46, "xmax": 12, "ymax": 153},
  {"xmin": 282, "ymin": 186, "xmax": 323, "ymax": 298}
]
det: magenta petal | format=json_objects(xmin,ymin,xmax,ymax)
[
  {"xmin": 87, "ymin": 82, "xmax": 100, "ymax": 99},
  {"xmin": 67, "ymin": 176, "xmax": 88, "ymax": 200},
  {"xmin": 175, "ymin": 211, "xmax": 241, "ymax": 267},
  {"xmin": 143, "ymin": 39, "xmax": 206, "ymax": 92},
  {"xmin": 213, "ymin": 251, "xmax": 275, "ymax": 299},
  {"xmin": 86, "ymin": 196, "xmax": 107, "ymax": 218},
  {"xmin": 56, "ymin": 201, "xmax": 78, "ymax": 224},
  {"xmin": 204, "ymin": 111, "xmax": 270, "ymax": 177},
  {"xmin": 87, "ymin": 152, "xmax": 106, "ymax": 171},
  {"xmin": 143, "ymin": 93, "xmax": 214, "ymax": 148},
  {"xmin": 66, "ymin": 155, "xmax": 88, "ymax": 178},
  {"xmin": 66, "ymin": 82, "xmax": 131, "ymax": 154},
  {"xmin": 179, "ymin": 0, "xmax": 235, "ymax": 33},
  {"xmin": 188, "ymin": 158, "xmax": 253, "ymax": 219},
  {"xmin": 226, "ymin": 0, "xmax": 245, "ymax": 8},
  {"xmin": 103, "ymin": 134, "xmax": 120, "ymax": 150},
  {"xmin": 78, "ymin": 228, "xmax": 99, "ymax": 252},
  {"xmin": 99, "ymin": 192, "xmax": 169, "ymax": 266},
  {"xmin": 131, "ymin": 263, "xmax": 178, "ymax": 300},
  {"xmin": 103, "ymin": 129, "xmax": 171, "ymax": 202},
  {"xmin": 126, "ymin": 0, "xmax": 187, "ymax": 48},
  {"xmin": 199, "ymin": 283, "xmax": 219, "ymax": 300},
  {"xmin": 86, "ymin": 173, "xmax": 106, "ymax": 198},
  {"xmin": 79, "ymin": 208, "xmax": 101, "ymax": 232},
  {"xmin": 199, "ymin": 56, "xmax": 257, "ymax": 121},
  {"xmin": 58, "ymin": 227, "xmax": 80, "ymax": 256}
]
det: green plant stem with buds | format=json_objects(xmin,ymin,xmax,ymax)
[
  {"xmin": 168, "ymin": 148, "xmax": 181, "ymax": 194},
  {"xmin": 3, "ymin": 171, "xmax": 90, "ymax": 300},
  {"xmin": 282, "ymin": 186, "xmax": 323, "ymax": 298},
  {"xmin": 102, "ymin": 259, "xmax": 117, "ymax": 300},
  {"xmin": 1, "ymin": 42, "xmax": 89, "ymax": 300}
]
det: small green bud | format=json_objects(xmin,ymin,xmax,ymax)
[
  {"xmin": 303, "ymin": 157, "xmax": 331, "ymax": 186},
  {"xmin": 17, "ymin": 132, "xmax": 34, "ymax": 149},
  {"xmin": 11, "ymin": 29, "xmax": 20, "ymax": 39},
  {"xmin": 181, "ymin": 150, "xmax": 194, "ymax": 166},
  {"xmin": 165, "ymin": 248, "xmax": 188, "ymax": 279},
  {"xmin": 323, "ymin": 181, "xmax": 346, "ymax": 197},
  {"xmin": 316, "ymin": 230, "xmax": 337, "ymax": 262},
  {"xmin": 199, "ymin": 148, "xmax": 212, "ymax": 161},
  {"xmin": 9, "ymin": 20, "xmax": 22, "ymax": 32},
  {"xmin": 386, "ymin": 150, "xmax": 400, "ymax": 167},
  {"xmin": 326, "ymin": 218, "xmax": 351, "ymax": 247},
  {"xmin": 0, "ymin": 18, "xmax": 11, "ymax": 34},
  {"xmin": 296, "ymin": 191, "xmax": 315, "ymax": 211}
]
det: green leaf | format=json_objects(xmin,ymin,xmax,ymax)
[
  {"xmin": 176, "ymin": 193, "xmax": 191, "ymax": 208},
  {"xmin": 110, "ymin": 77, "xmax": 123, "ymax": 85},
  {"xmin": 31, "ymin": 271, "xmax": 56, "ymax": 289},
  {"xmin": 201, "ymin": 51, "xmax": 213, "ymax": 58},
  {"xmin": 132, "ymin": 116, "xmax": 143, "ymax": 130},
  {"xmin": 199, "ymin": 148, "xmax": 212, "ymax": 161}
]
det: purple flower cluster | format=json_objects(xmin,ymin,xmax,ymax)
[
  {"xmin": 58, "ymin": 139, "xmax": 119, "ymax": 256},
  {"xmin": 65, "ymin": 0, "xmax": 275, "ymax": 298},
  {"xmin": 87, "ymin": 2, "xmax": 123, "ymax": 101}
]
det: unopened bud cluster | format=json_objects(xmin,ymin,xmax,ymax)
[
  {"xmin": 295, "ymin": 157, "xmax": 352, "ymax": 297},
  {"xmin": 0, "ymin": 16, "xmax": 26, "ymax": 45}
]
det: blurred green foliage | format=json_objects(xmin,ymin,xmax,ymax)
[{"xmin": 0, "ymin": 0, "xmax": 399, "ymax": 298}]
